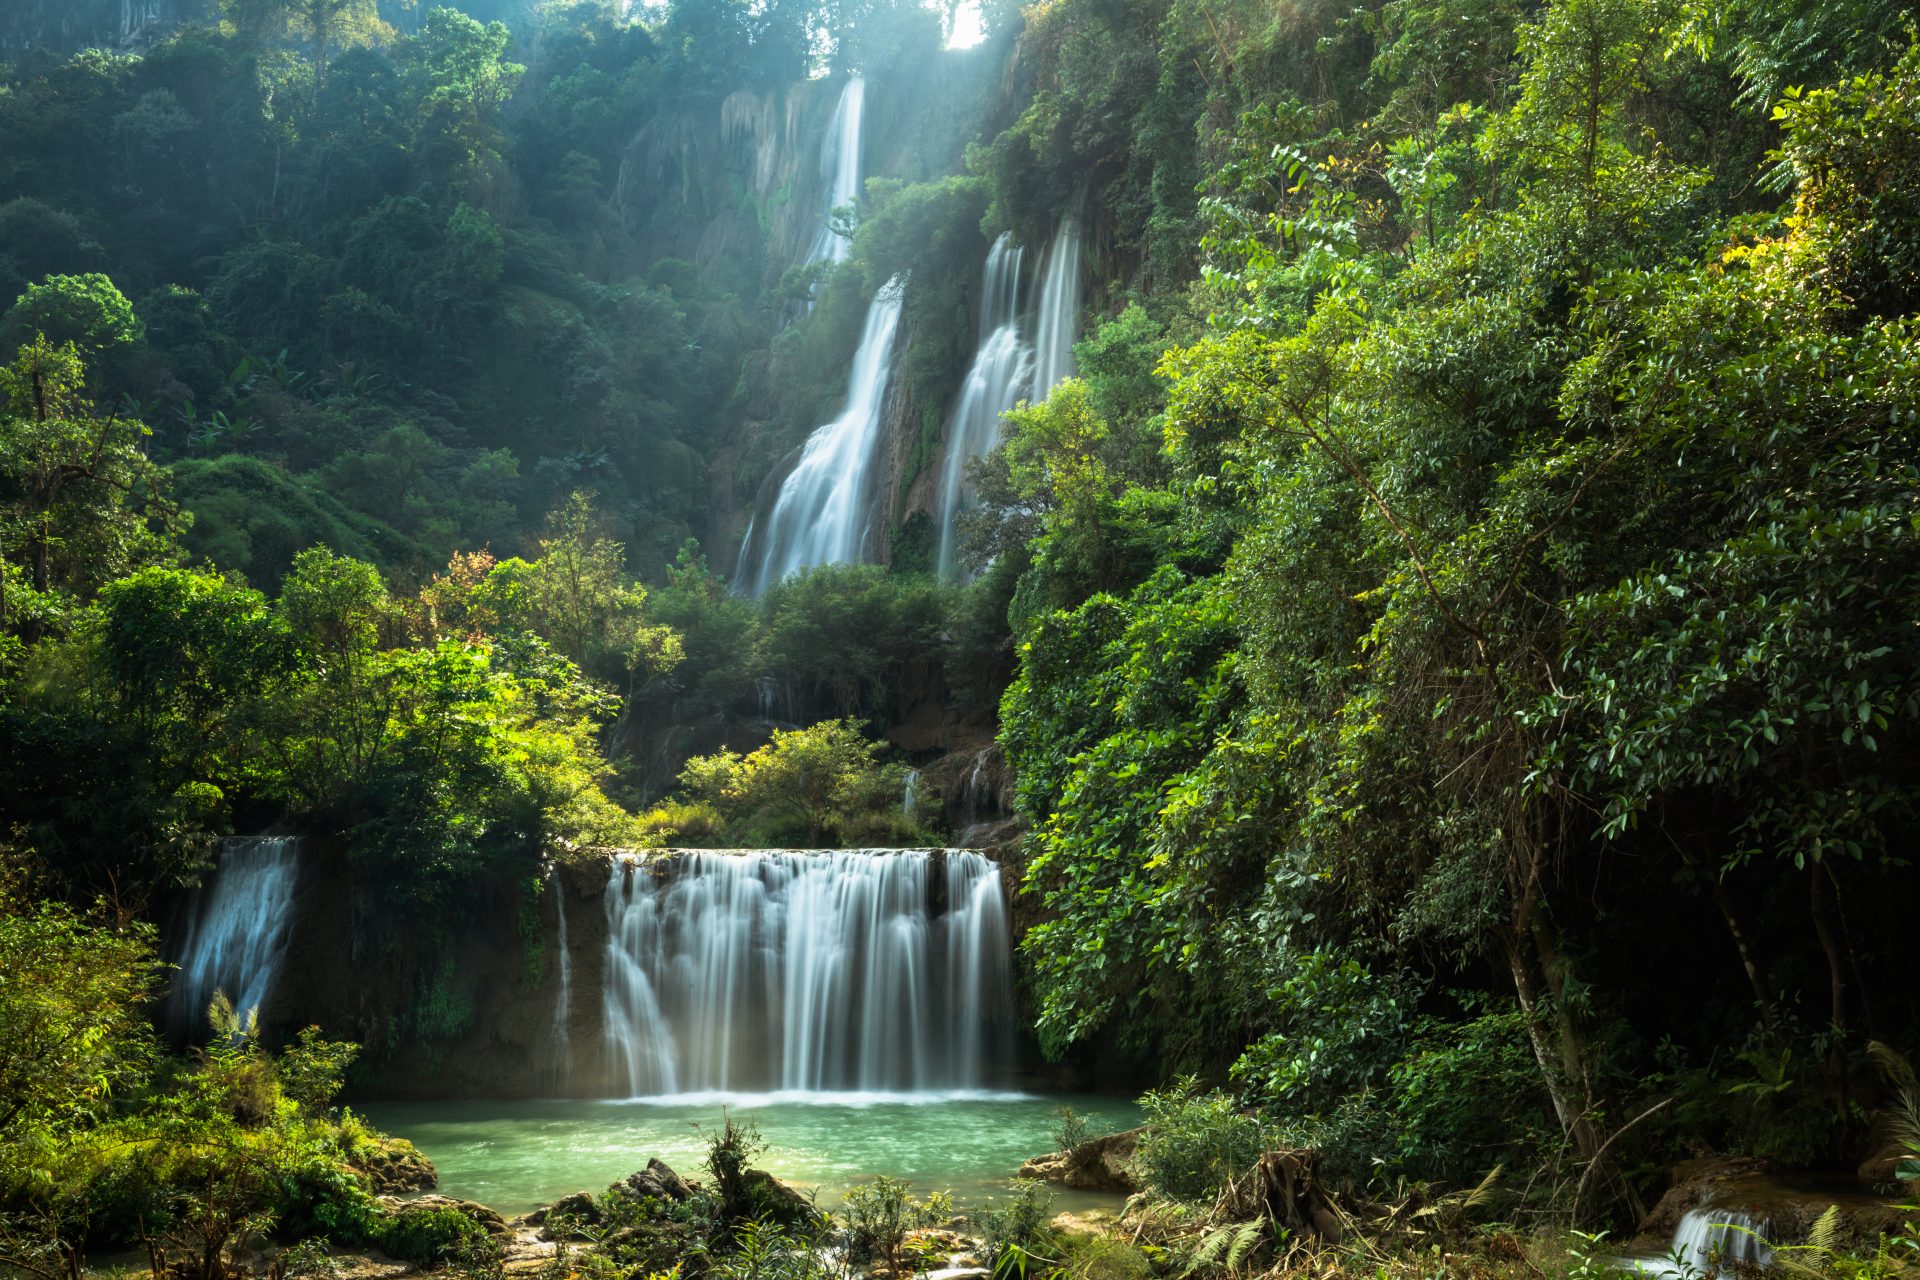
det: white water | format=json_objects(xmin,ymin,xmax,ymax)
[
  {"xmin": 549, "ymin": 870, "xmax": 572, "ymax": 1084},
  {"xmin": 936, "ymin": 233, "xmax": 1034, "ymax": 579},
  {"xmin": 1032, "ymin": 219, "xmax": 1083, "ymax": 399},
  {"xmin": 169, "ymin": 836, "xmax": 300, "ymax": 1036},
  {"xmin": 1629, "ymin": 1206, "xmax": 1773, "ymax": 1279},
  {"xmin": 601, "ymin": 850, "xmax": 1015, "ymax": 1097},
  {"xmin": 806, "ymin": 76, "xmax": 866, "ymax": 272},
  {"xmin": 739, "ymin": 277, "xmax": 905, "ymax": 595}
]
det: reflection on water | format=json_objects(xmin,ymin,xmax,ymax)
[{"xmin": 361, "ymin": 1092, "xmax": 1142, "ymax": 1215}]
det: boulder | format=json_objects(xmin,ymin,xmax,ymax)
[
  {"xmin": 378, "ymin": 1194, "xmax": 508, "ymax": 1237},
  {"xmin": 740, "ymin": 1168, "xmax": 823, "ymax": 1228},
  {"xmin": 1858, "ymin": 1138, "xmax": 1920, "ymax": 1191},
  {"xmin": 613, "ymin": 1158, "xmax": 696, "ymax": 1205},
  {"xmin": 353, "ymin": 1137, "xmax": 438, "ymax": 1194},
  {"xmin": 526, "ymin": 1191, "xmax": 600, "ymax": 1238},
  {"xmin": 1017, "ymin": 1127, "xmax": 1142, "ymax": 1194}
]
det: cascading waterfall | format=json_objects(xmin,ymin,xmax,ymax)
[
  {"xmin": 1032, "ymin": 219, "xmax": 1083, "ymax": 399},
  {"xmin": 935, "ymin": 233, "xmax": 1034, "ymax": 579},
  {"xmin": 738, "ymin": 278, "xmax": 906, "ymax": 595},
  {"xmin": 805, "ymin": 76, "xmax": 867, "ymax": 271},
  {"xmin": 1629, "ymin": 1206, "xmax": 1773, "ymax": 1278},
  {"xmin": 168, "ymin": 836, "xmax": 300, "ymax": 1037},
  {"xmin": 600, "ymin": 850, "xmax": 1015, "ymax": 1097}
]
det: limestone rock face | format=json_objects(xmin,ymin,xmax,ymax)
[{"xmin": 1016, "ymin": 1127, "xmax": 1142, "ymax": 1193}]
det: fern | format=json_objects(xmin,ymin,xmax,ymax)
[{"xmin": 1181, "ymin": 1218, "xmax": 1266, "ymax": 1278}]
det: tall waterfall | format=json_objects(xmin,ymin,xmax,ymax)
[
  {"xmin": 601, "ymin": 850, "xmax": 1015, "ymax": 1097},
  {"xmin": 549, "ymin": 868, "xmax": 572, "ymax": 1085},
  {"xmin": 1033, "ymin": 219, "xmax": 1083, "ymax": 397},
  {"xmin": 935, "ymin": 234, "xmax": 1033, "ymax": 579},
  {"xmin": 806, "ymin": 76, "xmax": 867, "ymax": 271},
  {"xmin": 168, "ymin": 836, "xmax": 300, "ymax": 1037},
  {"xmin": 739, "ymin": 278, "xmax": 906, "ymax": 595}
]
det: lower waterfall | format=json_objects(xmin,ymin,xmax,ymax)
[
  {"xmin": 601, "ymin": 849, "xmax": 1014, "ymax": 1098},
  {"xmin": 168, "ymin": 836, "xmax": 300, "ymax": 1038}
]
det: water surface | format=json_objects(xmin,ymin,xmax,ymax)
[{"xmin": 362, "ymin": 1092, "xmax": 1141, "ymax": 1216}]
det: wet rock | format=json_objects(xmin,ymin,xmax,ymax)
[
  {"xmin": 924, "ymin": 1269, "xmax": 991, "ymax": 1280},
  {"xmin": 1858, "ymin": 1138, "xmax": 1920, "ymax": 1191},
  {"xmin": 1017, "ymin": 1127, "xmax": 1142, "ymax": 1194}
]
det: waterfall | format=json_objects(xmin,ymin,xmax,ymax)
[
  {"xmin": 550, "ymin": 869, "xmax": 572, "ymax": 1085},
  {"xmin": 600, "ymin": 850, "xmax": 1016, "ymax": 1097},
  {"xmin": 1032, "ymin": 219, "xmax": 1083, "ymax": 398},
  {"xmin": 740, "ymin": 278, "xmax": 906, "ymax": 595},
  {"xmin": 1630, "ymin": 1207, "xmax": 1773, "ymax": 1279},
  {"xmin": 169, "ymin": 836, "xmax": 300, "ymax": 1037},
  {"xmin": 806, "ymin": 76, "xmax": 867, "ymax": 272},
  {"xmin": 903, "ymin": 769, "xmax": 921, "ymax": 819},
  {"xmin": 935, "ymin": 234, "xmax": 1034, "ymax": 579}
]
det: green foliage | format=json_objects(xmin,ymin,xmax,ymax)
[
  {"xmin": 839, "ymin": 1175, "xmax": 952, "ymax": 1270},
  {"xmin": 1133, "ymin": 1081, "xmax": 1268, "ymax": 1203},
  {"xmin": 672, "ymin": 719, "xmax": 916, "ymax": 847},
  {"xmin": 4, "ymin": 274, "xmax": 144, "ymax": 358},
  {"xmin": 972, "ymin": 1181, "xmax": 1054, "ymax": 1274},
  {"xmin": 376, "ymin": 1204, "xmax": 497, "ymax": 1267}
]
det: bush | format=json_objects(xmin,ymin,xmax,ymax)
[
  {"xmin": 1134, "ymin": 1080, "xmax": 1269, "ymax": 1203},
  {"xmin": 840, "ymin": 1175, "xmax": 953, "ymax": 1269},
  {"xmin": 972, "ymin": 1180, "xmax": 1053, "ymax": 1272},
  {"xmin": 376, "ymin": 1204, "xmax": 497, "ymax": 1266}
]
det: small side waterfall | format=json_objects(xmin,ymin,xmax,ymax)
[
  {"xmin": 806, "ymin": 76, "xmax": 867, "ymax": 271},
  {"xmin": 600, "ymin": 850, "xmax": 1016, "ymax": 1097},
  {"xmin": 1629, "ymin": 1206, "xmax": 1773, "ymax": 1278},
  {"xmin": 935, "ymin": 233, "xmax": 1034, "ymax": 579},
  {"xmin": 740, "ymin": 277, "xmax": 906, "ymax": 595},
  {"xmin": 169, "ymin": 836, "xmax": 300, "ymax": 1037},
  {"xmin": 1032, "ymin": 219, "xmax": 1083, "ymax": 398}
]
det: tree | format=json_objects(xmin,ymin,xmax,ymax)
[
  {"xmin": 2, "ymin": 275, "xmax": 143, "ymax": 358},
  {"xmin": 0, "ymin": 338, "xmax": 180, "ymax": 642}
]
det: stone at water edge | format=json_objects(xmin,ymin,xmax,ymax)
[
  {"xmin": 354, "ymin": 1136, "xmax": 438, "ymax": 1193},
  {"xmin": 377, "ymin": 1194, "xmax": 509, "ymax": 1237},
  {"xmin": 614, "ymin": 1157, "xmax": 697, "ymax": 1204},
  {"xmin": 1049, "ymin": 1209, "xmax": 1123, "ymax": 1239},
  {"xmin": 1016, "ymin": 1126, "xmax": 1142, "ymax": 1193}
]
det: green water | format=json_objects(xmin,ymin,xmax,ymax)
[{"xmin": 361, "ymin": 1092, "xmax": 1142, "ymax": 1216}]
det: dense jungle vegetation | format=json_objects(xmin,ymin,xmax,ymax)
[{"xmin": 2, "ymin": 0, "xmax": 1919, "ymax": 1276}]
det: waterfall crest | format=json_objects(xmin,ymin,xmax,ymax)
[
  {"xmin": 739, "ymin": 277, "xmax": 906, "ymax": 595},
  {"xmin": 806, "ymin": 76, "xmax": 867, "ymax": 270},
  {"xmin": 1033, "ymin": 219, "xmax": 1083, "ymax": 398},
  {"xmin": 600, "ymin": 850, "xmax": 1015, "ymax": 1098},
  {"xmin": 935, "ymin": 234, "xmax": 1033, "ymax": 580},
  {"xmin": 169, "ymin": 836, "xmax": 300, "ymax": 1037}
]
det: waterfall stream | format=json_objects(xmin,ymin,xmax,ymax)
[
  {"xmin": 168, "ymin": 836, "xmax": 300, "ymax": 1037},
  {"xmin": 739, "ymin": 277, "xmax": 906, "ymax": 594},
  {"xmin": 1627, "ymin": 1206, "xmax": 1773, "ymax": 1278},
  {"xmin": 806, "ymin": 76, "xmax": 867, "ymax": 271},
  {"xmin": 550, "ymin": 869, "xmax": 572, "ymax": 1085},
  {"xmin": 600, "ymin": 850, "xmax": 1014, "ymax": 1098},
  {"xmin": 935, "ymin": 233, "xmax": 1033, "ymax": 579},
  {"xmin": 1032, "ymin": 219, "xmax": 1083, "ymax": 398}
]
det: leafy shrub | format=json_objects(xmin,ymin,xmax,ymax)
[
  {"xmin": 840, "ymin": 1175, "xmax": 953, "ymax": 1268},
  {"xmin": 972, "ymin": 1180, "xmax": 1053, "ymax": 1273},
  {"xmin": 1134, "ymin": 1080, "xmax": 1268, "ymax": 1203},
  {"xmin": 377, "ymin": 1205, "xmax": 497, "ymax": 1266},
  {"xmin": 1052, "ymin": 1105, "xmax": 1092, "ymax": 1153}
]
